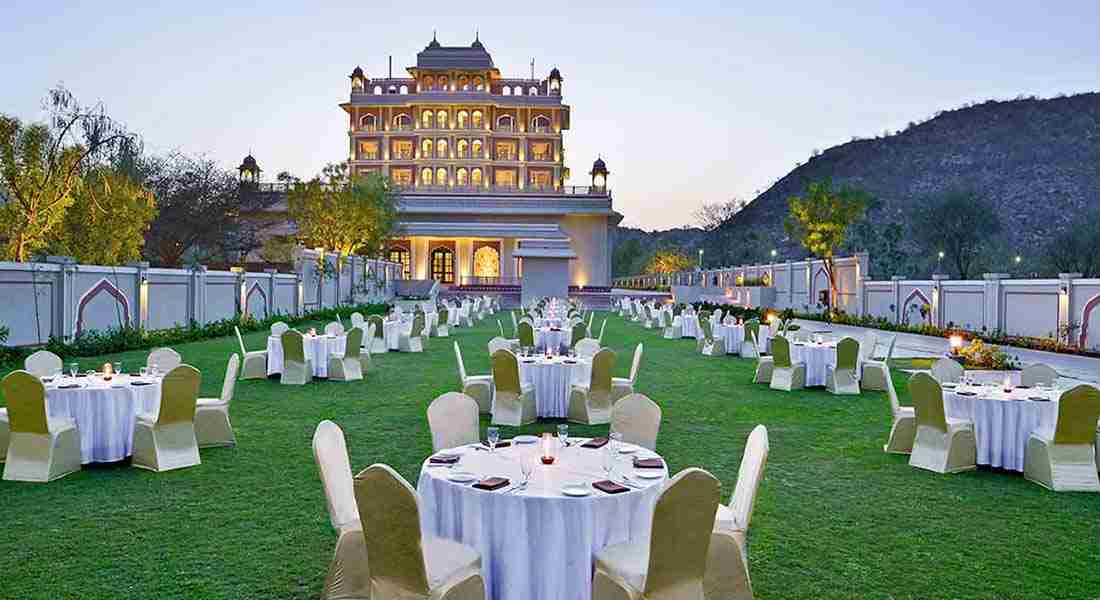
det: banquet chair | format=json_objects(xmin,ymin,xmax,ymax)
[
  {"xmin": 662, "ymin": 310, "xmax": 682, "ymax": 340},
  {"xmin": 769, "ymin": 337, "xmax": 805, "ymax": 391},
  {"xmin": 270, "ymin": 321, "xmax": 289, "ymax": 337},
  {"xmin": 598, "ymin": 318, "xmax": 608, "ymax": 344},
  {"xmin": 609, "ymin": 393, "xmax": 661, "ymax": 450},
  {"xmin": 147, "ymin": 347, "xmax": 182, "ymax": 373},
  {"xmin": 280, "ymin": 330, "xmax": 313, "ymax": 385},
  {"xmin": 354, "ymin": 464, "xmax": 484, "ymax": 600},
  {"xmin": 908, "ymin": 373, "xmax": 976, "ymax": 474},
  {"xmin": 930, "ymin": 357, "xmax": 964, "ymax": 385},
  {"xmin": 349, "ymin": 312, "xmax": 365, "ymax": 329},
  {"xmin": 399, "ymin": 314, "xmax": 425, "ymax": 353},
  {"xmin": 587, "ymin": 312, "xmax": 595, "ymax": 336},
  {"xmin": 826, "ymin": 337, "xmax": 861, "ymax": 395},
  {"xmin": 510, "ymin": 311, "xmax": 519, "ymax": 337},
  {"xmin": 427, "ymin": 393, "xmax": 480, "ymax": 451},
  {"xmin": 568, "ymin": 348, "xmax": 616, "ymax": 425},
  {"xmin": 741, "ymin": 321, "xmax": 761, "ymax": 358},
  {"xmin": 454, "ymin": 342, "xmax": 492, "ymax": 414},
  {"xmin": 355, "ymin": 324, "xmax": 374, "ymax": 373},
  {"xmin": 488, "ymin": 337, "xmax": 516, "ymax": 356},
  {"xmin": 704, "ymin": 530, "xmax": 755, "ymax": 600},
  {"xmin": 861, "ymin": 335, "xmax": 896, "ymax": 391},
  {"xmin": 0, "ymin": 406, "xmax": 7, "ymax": 463},
  {"xmin": 312, "ymin": 421, "xmax": 371, "ymax": 600},
  {"xmin": 642, "ymin": 306, "xmax": 655, "ymax": 330},
  {"xmin": 698, "ymin": 319, "xmax": 726, "ymax": 356},
  {"xmin": 195, "ymin": 353, "xmax": 239, "ymax": 448},
  {"xmin": 132, "ymin": 364, "xmax": 202, "ymax": 472},
  {"xmin": 714, "ymin": 425, "xmax": 768, "ymax": 563},
  {"xmin": 369, "ymin": 315, "xmax": 388, "ymax": 354},
  {"xmin": 434, "ymin": 307, "xmax": 450, "ymax": 337},
  {"xmin": 517, "ymin": 321, "xmax": 535, "ymax": 349},
  {"xmin": 612, "ymin": 343, "xmax": 644, "ymax": 403},
  {"xmin": 858, "ymin": 330, "xmax": 878, "ymax": 376},
  {"xmin": 593, "ymin": 468, "xmax": 720, "ymax": 600},
  {"xmin": 461, "ymin": 304, "xmax": 475, "ymax": 328},
  {"xmin": 2, "ymin": 370, "xmax": 81, "ymax": 482},
  {"xmin": 575, "ymin": 338, "xmax": 601, "ymax": 360},
  {"xmin": 325, "ymin": 321, "xmax": 345, "ymax": 336},
  {"xmin": 23, "ymin": 350, "xmax": 62, "ymax": 378},
  {"xmin": 883, "ymin": 369, "xmax": 916, "ymax": 454},
  {"xmin": 571, "ymin": 322, "xmax": 588, "ymax": 348},
  {"xmin": 750, "ymin": 331, "xmax": 773, "ymax": 385},
  {"xmin": 1020, "ymin": 363, "xmax": 1059, "ymax": 388},
  {"xmin": 234, "ymin": 326, "xmax": 268, "ymax": 380},
  {"xmin": 329, "ymin": 328, "xmax": 364, "ymax": 382},
  {"xmin": 1024, "ymin": 385, "xmax": 1100, "ymax": 492},
  {"xmin": 490, "ymin": 350, "xmax": 536, "ymax": 426}
]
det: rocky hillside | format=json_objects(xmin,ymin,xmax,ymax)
[{"xmin": 723, "ymin": 92, "xmax": 1100, "ymax": 262}]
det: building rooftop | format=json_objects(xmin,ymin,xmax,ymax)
[{"xmin": 414, "ymin": 35, "xmax": 495, "ymax": 70}]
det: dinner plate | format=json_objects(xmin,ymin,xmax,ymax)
[
  {"xmin": 561, "ymin": 484, "xmax": 591, "ymax": 497},
  {"xmin": 618, "ymin": 445, "xmax": 638, "ymax": 454},
  {"xmin": 634, "ymin": 470, "xmax": 663, "ymax": 479},
  {"xmin": 447, "ymin": 471, "xmax": 478, "ymax": 483},
  {"xmin": 513, "ymin": 435, "xmax": 539, "ymax": 444}
]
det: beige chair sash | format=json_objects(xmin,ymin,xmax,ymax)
[
  {"xmin": 771, "ymin": 336, "xmax": 792, "ymax": 368},
  {"xmin": 910, "ymin": 372, "xmax": 947, "ymax": 432},
  {"xmin": 158, "ymin": 365, "xmax": 201, "ymax": 426},
  {"xmin": 282, "ymin": 330, "xmax": 307, "ymax": 362},
  {"xmin": 355, "ymin": 464, "xmax": 431, "ymax": 595},
  {"xmin": 3, "ymin": 370, "xmax": 49, "ymax": 434},
  {"xmin": 370, "ymin": 315, "xmax": 386, "ymax": 339},
  {"xmin": 517, "ymin": 322, "xmax": 535, "ymax": 348},
  {"xmin": 835, "ymin": 337, "xmax": 859, "ymax": 370},
  {"xmin": 1053, "ymin": 385, "xmax": 1100, "ymax": 444},
  {"xmin": 492, "ymin": 350, "xmax": 521, "ymax": 395},
  {"xmin": 590, "ymin": 348, "xmax": 616, "ymax": 396},
  {"xmin": 344, "ymin": 328, "xmax": 363, "ymax": 360},
  {"xmin": 645, "ymin": 469, "xmax": 720, "ymax": 597}
]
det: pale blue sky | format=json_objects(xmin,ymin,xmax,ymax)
[{"xmin": 2, "ymin": 1, "xmax": 1098, "ymax": 229}]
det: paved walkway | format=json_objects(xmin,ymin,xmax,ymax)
[{"xmin": 793, "ymin": 319, "xmax": 1100, "ymax": 387}]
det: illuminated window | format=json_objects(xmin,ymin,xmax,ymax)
[
  {"xmin": 391, "ymin": 140, "xmax": 413, "ymax": 160},
  {"xmin": 529, "ymin": 170, "xmax": 551, "ymax": 188},
  {"xmin": 472, "ymin": 110, "xmax": 483, "ymax": 129},
  {"xmin": 495, "ymin": 141, "xmax": 516, "ymax": 161},
  {"xmin": 457, "ymin": 139, "xmax": 469, "ymax": 158},
  {"xmin": 530, "ymin": 141, "xmax": 551, "ymax": 161},
  {"xmin": 436, "ymin": 139, "xmax": 448, "ymax": 157},
  {"xmin": 420, "ymin": 138, "xmax": 433, "ymax": 158},
  {"xmin": 474, "ymin": 77, "xmax": 484, "ymax": 91},
  {"xmin": 514, "ymin": 85, "xmax": 522, "ymax": 96},
  {"xmin": 421, "ymin": 167, "xmax": 433, "ymax": 185},
  {"xmin": 436, "ymin": 110, "xmax": 448, "ymax": 128},
  {"xmin": 496, "ymin": 115, "xmax": 514, "ymax": 131},
  {"xmin": 456, "ymin": 168, "xmax": 468, "ymax": 186},
  {"xmin": 373, "ymin": 85, "xmax": 382, "ymax": 95},
  {"xmin": 529, "ymin": 86, "xmax": 538, "ymax": 96},
  {"xmin": 472, "ymin": 139, "xmax": 483, "ymax": 157},
  {"xmin": 471, "ymin": 168, "xmax": 483, "ymax": 187},
  {"xmin": 388, "ymin": 247, "xmax": 411, "ymax": 279},
  {"xmin": 457, "ymin": 110, "xmax": 468, "ymax": 129},
  {"xmin": 502, "ymin": 86, "xmax": 512, "ymax": 96},
  {"xmin": 424, "ymin": 76, "xmax": 434, "ymax": 90},
  {"xmin": 390, "ymin": 168, "xmax": 413, "ymax": 187},
  {"xmin": 393, "ymin": 114, "xmax": 411, "ymax": 130},
  {"xmin": 438, "ymin": 76, "xmax": 449, "ymax": 90},
  {"xmin": 359, "ymin": 114, "xmax": 377, "ymax": 131},
  {"xmin": 495, "ymin": 169, "xmax": 516, "ymax": 187},
  {"xmin": 421, "ymin": 111, "xmax": 433, "ymax": 128},
  {"xmin": 431, "ymin": 247, "xmax": 454, "ymax": 283},
  {"xmin": 399, "ymin": 85, "xmax": 408, "ymax": 94},
  {"xmin": 459, "ymin": 76, "xmax": 469, "ymax": 91},
  {"xmin": 436, "ymin": 167, "xmax": 447, "ymax": 185},
  {"xmin": 473, "ymin": 246, "xmax": 500, "ymax": 277},
  {"xmin": 358, "ymin": 140, "xmax": 379, "ymax": 160}
]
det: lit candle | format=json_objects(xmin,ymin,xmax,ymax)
[
  {"xmin": 541, "ymin": 432, "xmax": 556, "ymax": 465},
  {"xmin": 1003, "ymin": 375, "xmax": 1013, "ymax": 393},
  {"xmin": 102, "ymin": 362, "xmax": 113, "ymax": 380}
]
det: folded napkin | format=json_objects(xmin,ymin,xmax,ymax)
[
  {"xmin": 131, "ymin": 381, "xmax": 153, "ymax": 386},
  {"xmin": 58, "ymin": 383, "xmax": 81, "ymax": 389},
  {"xmin": 581, "ymin": 437, "xmax": 609, "ymax": 449},
  {"xmin": 429, "ymin": 454, "xmax": 460, "ymax": 465},
  {"xmin": 473, "ymin": 477, "xmax": 510, "ymax": 491},
  {"xmin": 1015, "ymin": 385, "xmax": 1031, "ymax": 389},
  {"xmin": 633, "ymin": 457, "xmax": 665, "ymax": 469},
  {"xmin": 481, "ymin": 440, "xmax": 512, "ymax": 449},
  {"xmin": 1029, "ymin": 396, "xmax": 1049, "ymax": 402},
  {"xmin": 957, "ymin": 391, "xmax": 977, "ymax": 396},
  {"xmin": 592, "ymin": 480, "xmax": 629, "ymax": 495}
]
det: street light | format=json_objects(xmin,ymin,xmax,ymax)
[
  {"xmin": 698, "ymin": 248, "xmax": 704, "ymax": 270},
  {"xmin": 937, "ymin": 250, "xmax": 944, "ymax": 272},
  {"xmin": 771, "ymin": 249, "xmax": 777, "ymax": 258}
]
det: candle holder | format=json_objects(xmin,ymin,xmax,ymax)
[
  {"xmin": 102, "ymin": 362, "xmax": 113, "ymax": 381},
  {"xmin": 1003, "ymin": 375, "xmax": 1013, "ymax": 394},
  {"xmin": 540, "ymin": 433, "xmax": 556, "ymax": 465}
]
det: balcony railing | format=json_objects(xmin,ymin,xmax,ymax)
[
  {"xmin": 495, "ymin": 153, "xmax": 516, "ymax": 161},
  {"xmin": 358, "ymin": 153, "xmax": 380, "ymax": 161},
  {"xmin": 531, "ymin": 126, "xmax": 551, "ymax": 134},
  {"xmin": 458, "ymin": 275, "xmax": 522, "ymax": 288},
  {"xmin": 529, "ymin": 153, "xmax": 552, "ymax": 161},
  {"xmin": 250, "ymin": 182, "xmax": 610, "ymax": 196},
  {"xmin": 391, "ymin": 151, "xmax": 414, "ymax": 160}
]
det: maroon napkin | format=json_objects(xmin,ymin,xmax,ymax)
[
  {"xmin": 473, "ymin": 477, "xmax": 510, "ymax": 491},
  {"xmin": 592, "ymin": 480, "xmax": 629, "ymax": 494},
  {"xmin": 58, "ymin": 383, "xmax": 81, "ymax": 389},
  {"xmin": 957, "ymin": 391, "xmax": 977, "ymax": 397},
  {"xmin": 481, "ymin": 440, "xmax": 512, "ymax": 449},
  {"xmin": 429, "ymin": 454, "xmax": 460, "ymax": 465},
  {"xmin": 1015, "ymin": 385, "xmax": 1032, "ymax": 390},
  {"xmin": 633, "ymin": 457, "xmax": 665, "ymax": 469},
  {"xmin": 131, "ymin": 381, "xmax": 152, "ymax": 386},
  {"xmin": 581, "ymin": 437, "xmax": 609, "ymax": 449}
]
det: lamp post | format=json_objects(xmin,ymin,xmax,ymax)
[
  {"xmin": 698, "ymin": 248, "xmax": 704, "ymax": 270},
  {"xmin": 937, "ymin": 250, "xmax": 944, "ymax": 272},
  {"xmin": 771, "ymin": 249, "xmax": 777, "ymax": 258}
]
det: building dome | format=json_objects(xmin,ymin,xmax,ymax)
[
  {"xmin": 590, "ymin": 156, "xmax": 607, "ymax": 175},
  {"xmin": 239, "ymin": 154, "xmax": 260, "ymax": 172},
  {"xmin": 549, "ymin": 67, "xmax": 561, "ymax": 80},
  {"xmin": 349, "ymin": 66, "xmax": 365, "ymax": 80}
]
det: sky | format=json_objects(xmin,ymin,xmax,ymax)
[{"xmin": 2, "ymin": 1, "xmax": 1098, "ymax": 230}]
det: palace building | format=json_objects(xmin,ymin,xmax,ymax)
[{"xmin": 242, "ymin": 35, "xmax": 620, "ymax": 304}]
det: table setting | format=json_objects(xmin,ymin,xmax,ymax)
[
  {"xmin": 789, "ymin": 336, "xmax": 838, "ymax": 386},
  {"xmin": 418, "ymin": 428, "xmax": 668, "ymax": 600},
  {"xmin": 534, "ymin": 326, "xmax": 568, "ymax": 354},
  {"xmin": 514, "ymin": 350, "xmax": 591, "ymax": 418},
  {"xmin": 680, "ymin": 313, "xmax": 699, "ymax": 338},
  {"xmin": 266, "ymin": 329, "xmax": 348, "ymax": 377},
  {"xmin": 715, "ymin": 322, "xmax": 746, "ymax": 354}
]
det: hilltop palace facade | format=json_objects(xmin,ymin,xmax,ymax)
[{"xmin": 242, "ymin": 35, "xmax": 620, "ymax": 304}]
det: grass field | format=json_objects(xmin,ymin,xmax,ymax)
[{"xmin": 2, "ymin": 312, "xmax": 1098, "ymax": 599}]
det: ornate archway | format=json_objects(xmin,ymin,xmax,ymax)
[{"xmin": 473, "ymin": 246, "xmax": 500, "ymax": 278}]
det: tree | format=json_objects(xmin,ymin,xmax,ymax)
[
  {"xmin": 612, "ymin": 237, "xmax": 643, "ymax": 277},
  {"xmin": 0, "ymin": 87, "xmax": 138, "ymax": 261},
  {"xmin": 910, "ymin": 189, "xmax": 1002, "ymax": 279},
  {"xmin": 784, "ymin": 178, "xmax": 868, "ymax": 306},
  {"xmin": 47, "ymin": 167, "xmax": 157, "ymax": 264},
  {"xmin": 694, "ymin": 197, "xmax": 747, "ymax": 232},
  {"xmin": 644, "ymin": 247, "xmax": 693, "ymax": 274},
  {"xmin": 287, "ymin": 163, "xmax": 396, "ymax": 257},
  {"xmin": 1040, "ymin": 207, "xmax": 1100, "ymax": 277}
]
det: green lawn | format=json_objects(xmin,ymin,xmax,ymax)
[{"xmin": 2, "ymin": 312, "xmax": 1098, "ymax": 599}]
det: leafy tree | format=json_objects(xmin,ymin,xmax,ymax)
[
  {"xmin": 287, "ymin": 164, "xmax": 396, "ymax": 257},
  {"xmin": 910, "ymin": 189, "xmax": 1001, "ymax": 279},
  {"xmin": 258, "ymin": 235, "xmax": 299, "ymax": 265},
  {"xmin": 47, "ymin": 167, "xmax": 156, "ymax": 264},
  {"xmin": 784, "ymin": 178, "xmax": 868, "ymax": 306},
  {"xmin": 0, "ymin": 87, "xmax": 138, "ymax": 261},
  {"xmin": 644, "ymin": 247, "xmax": 693, "ymax": 274},
  {"xmin": 612, "ymin": 237, "xmax": 643, "ymax": 277},
  {"xmin": 1040, "ymin": 207, "xmax": 1100, "ymax": 277}
]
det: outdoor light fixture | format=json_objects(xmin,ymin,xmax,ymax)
[
  {"xmin": 1015, "ymin": 256, "xmax": 1022, "ymax": 264},
  {"xmin": 949, "ymin": 334, "xmax": 963, "ymax": 355}
]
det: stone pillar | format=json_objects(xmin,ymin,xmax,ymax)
[
  {"xmin": 931, "ymin": 274, "xmax": 947, "ymax": 328},
  {"xmin": 982, "ymin": 273, "xmax": 1009, "ymax": 333},
  {"xmin": 857, "ymin": 276, "xmax": 869, "ymax": 318},
  {"xmin": 46, "ymin": 256, "xmax": 77, "ymax": 342},
  {"xmin": 231, "ymin": 266, "xmax": 247, "ymax": 320},
  {"xmin": 265, "ymin": 268, "xmax": 278, "ymax": 317},
  {"xmin": 1058, "ymin": 273, "xmax": 1081, "ymax": 345},
  {"xmin": 191, "ymin": 264, "xmax": 208, "ymax": 325},
  {"xmin": 890, "ymin": 276, "xmax": 905, "ymax": 324},
  {"xmin": 126, "ymin": 261, "xmax": 151, "ymax": 330}
]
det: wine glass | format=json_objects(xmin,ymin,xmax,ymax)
[
  {"xmin": 520, "ymin": 456, "xmax": 534, "ymax": 489},
  {"xmin": 487, "ymin": 427, "xmax": 500, "ymax": 453},
  {"xmin": 140, "ymin": 366, "xmax": 148, "ymax": 378},
  {"xmin": 113, "ymin": 362, "xmax": 122, "ymax": 376},
  {"xmin": 557, "ymin": 424, "xmax": 569, "ymax": 448},
  {"xmin": 69, "ymin": 362, "xmax": 78, "ymax": 378},
  {"xmin": 610, "ymin": 432, "xmax": 623, "ymax": 454},
  {"xmin": 602, "ymin": 446, "xmax": 617, "ymax": 480}
]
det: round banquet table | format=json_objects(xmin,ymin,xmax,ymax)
[
  {"xmin": 943, "ymin": 385, "xmax": 1060, "ymax": 471},
  {"xmin": 514, "ymin": 357, "xmax": 591, "ymax": 418},
  {"xmin": 534, "ymin": 318, "xmax": 563, "ymax": 329},
  {"xmin": 45, "ymin": 374, "xmax": 162, "ymax": 464},
  {"xmin": 534, "ymin": 328, "xmax": 568, "ymax": 353},
  {"xmin": 787, "ymin": 341, "xmax": 837, "ymax": 387},
  {"xmin": 715, "ymin": 324, "xmax": 745, "ymax": 354},
  {"xmin": 383, "ymin": 319, "xmax": 413, "ymax": 350},
  {"xmin": 266, "ymin": 334, "xmax": 347, "ymax": 377},
  {"xmin": 680, "ymin": 315, "xmax": 699, "ymax": 339},
  {"xmin": 418, "ymin": 440, "xmax": 667, "ymax": 600}
]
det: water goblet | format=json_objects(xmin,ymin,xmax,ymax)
[
  {"xmin": 557, "ymin": 424, "xmax": 569, "ymax": 448},
  {"xmin": 487, "ymin": 427, "xmax": 500, "ymax": 453},
  {"xmin": 602, "ymin": 446, "xmax": 617, "ymax": 479},
  {"xmin": 140, "ymin": 366, "xmax": 148, "ymax": 378},
  {"xmin": 113, "ymin": 362, "xmax": 122, "ymax": 376},
  {"xmin": 520, "ymin": 456, "xmax": 534, "ymax": 488},
  {"xmin": 610, "ymin": 431, "xmax": 623, "ymax": 453},
  {"xmin": 69, "ymin": 363, "xmax": 79, "ymax": 378}
]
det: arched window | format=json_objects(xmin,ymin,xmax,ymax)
[
  {"xmin": 388, "ymin": 247, "xmax": 411, "ymax": 279},
  {"xmin": 459, "ymin": 76, "xmax": 469, "ymax": 91},
  {"xmin": 424, "ymin": 76, "xmax": 434, "ymax": 90},
  {"xmin": 471, "ymin": 168, "xmax": 483, "ymax": 187},
  {"xmin": 514, "ymin": 85, "xmax": 522, "ymax": 96},
  {"xmin": 502, "ymin": 86, "xmax": 511, "ymax": 96},
  {"xmin": 436, "ymin": 139, "xmax": 448, "ymax": 157},
  {"xmin": 399, "ymin": 85, "xmax": 408, "ymax": 94},
  {"xmin": 373, "ymin": 85, "xmax": 383, "ymax": 95},
  {"xmin": 420, "ymin": 167, "xmax": 433, "ymax": 185},
  {"xmin": 457, "ymin": 139, "xmax": 469, "ymax": 158},
  {"xmin": 457, "ymin": 110, "xmax": 469, "ymax": 129},
  {"xmin": 436, "ymin": 167, "xmax": 448, "ymax": 186},
  {"xmin": 532, "ymin": 115, "xmax": 551, "ymax": 133},
  {"xmin": 431, "ymin": 247, "xmax": 455, "ymax": 283},
  {"xmin": 421, "ymin": 111, "xmax": 433, "ymax": 128},
  {"xmin": 439, "ymin": 76, "xmax": 450, "ymax": 90},
  {"xmin": 496, "ymin": 115, "xmax": 514, "ymax": 131},
  {"xmin": 472, "ymin": 139, "xmax": 483, "ymax": 157},
  {"xmin": 387, "ymin": 85, "xmax": 397, "ymax": 94},
  {"xmin": 420, "ymin": 138, "xmax": 433, "ymax": 158},
  {"xmin": 359, "ymin": 114, "xmax": 376, "ymax": 131},
  {"xmin": 529, "ymin": 86, "xmax": 538, "ymax": 96},
  {"xmin": 456, "ymin": 167, "xmax": 468, "ymax": 186},
  {"xmin": 436, "ymin": 110, "xmax": 448, "ymax": 128},
  {"xmin": 471, "ymin": 110, "xmax": 483, "ymax": 129},
  {"xmin": 473, "ymin": 77, "xmax": 484, "ymax": 91},
  {"xmin": 473, "ymin": 246, "xmax": 500, "ymax": 277},
  {"xmin": 393, "ymin": 113, "xmax": 411, "ymax": 130}
]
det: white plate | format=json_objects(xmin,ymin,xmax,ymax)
[
  {"xmin": 561, "ymin": 484, "xmax": 591, "ymax": 497},
  {"xmin": 447, "ymin": 471, "xmax": 478, "ymax": 483},
  {"xmin": 512, "ymin": 435, "xmax": 538, "ymax": 444},
  {"xmin": 618, "ymin": 446, "xmax": 638, "ymax": 454},
  {"xmin": 634, "ymin": 470, "xmax": 663, "ymax": 479}
]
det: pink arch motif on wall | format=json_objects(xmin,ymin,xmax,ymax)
[
  {"xmin": 811, "ymin": 266, "xmax": 829, "ymax": 304},
  {"xmin": 1078, "ymin": 293, "xmax": 1100, "ymax": 350},
  {"xmin": 901, "ymin": 288, "xmax": 932, "ymax": 325},
  {"xmin": 245, "ymin": 282, "xmax": 268, "ymax": 319},
  {"xmin": 75, "ymin": 278, "xmax": 131, "ymax": 336}
]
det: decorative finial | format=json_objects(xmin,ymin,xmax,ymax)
[
  {"xmin": 433, "ymin": 29, "xmax": 437, "ymax": 42},
  {"xmin": 475, "ymin": 28, "xmax": 479, "ymax": 42}
]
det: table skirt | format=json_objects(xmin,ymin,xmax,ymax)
[
  {"xmin": 788, "ymin": 343, "xmax": 837, "ymax": 387},
  {"xmin": 266, "ymin": 335, "xmax": 347, "ymax": 377},
  {"xmin": 944, "ymin": 392, "xmax": 1058, "ymax": 471},
  {"xmin": 515, "ymin": 360, "xmax": 590, "ymax": 418},
  {"xmin": 715, "ymin": 325, "xmax": 745, "ymax": 354},
  {"xmin": 46, "ymin": 379, "xmax": 162, "ymax": 463}
]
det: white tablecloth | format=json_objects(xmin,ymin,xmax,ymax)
[
  {"xmin": 534, "ymin": 318, "xmax": 563, "ymax": 329},
  {"xmin": 535, "ymin": 328, "xmax": 568, "ymax": 353},
  {"xmin": 788, "ymin": 342, "xmax": 837, "ymax": 387},
  {"xmin": 266, "ymin": 334, "xmax": 347, "ymax": 377},
  {"xmin": 383, "ymin": 319, "xmax": 413, "ymax": 350},
  {"xmin": 515, "ymin": 358, "xmax": 591, "ymax": 418},
  {"xmin": 45, "ymin": 375, "xmax": 162, "ymax": 463},
  {"xmin": 715, "ymin": 324, "xmax": 745, "ymax": 354},
  {"xmin": 943, "ymin": 386, "xmax": 1060, "ymax": 471},
  {"xmin": 680, "ymin": 315, "xmax": 699, "ymax": 339},
  {"xmin": 418, "ymin": 441, "xmax": 667, "ymax": 600}
]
